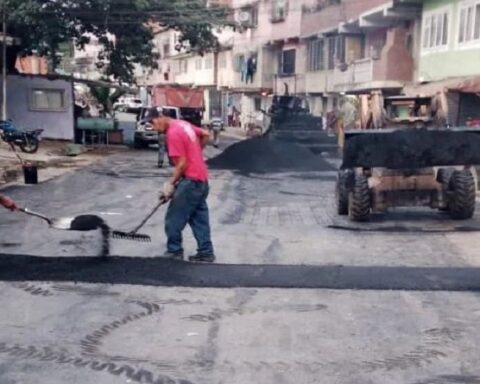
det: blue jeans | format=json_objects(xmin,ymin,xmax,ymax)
[{"xmin": 165, "ymin": 179, "xmax": 214, "ymax": 255}]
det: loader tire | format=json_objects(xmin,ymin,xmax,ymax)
[
  {"xmin": 348, "ymin": 174, "xmax": 371, "ymax": 222},
  {"xmin": 437, "ymin": 168, "xmax": 453, "ymax": 211},
  {"xmin": 448, "ymin": 170, "xmax": 476, "ymax": 220},
  {"xmin": 336, "ymin": 170, "xmax": 353, "ymax": 215}
]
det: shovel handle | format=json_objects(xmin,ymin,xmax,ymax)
[{"xmin": 19, "ymin": 208, "xmax": 52, "ymax": 225}]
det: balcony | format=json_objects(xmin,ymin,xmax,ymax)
[
  {"xmin": 273, "ymin": 74, "xmax": 306, "ymax": 95},
  {"xmin": 333, "ymin": 59, "xmax": 373, "ymax": 92},
  {"xmin": 305, "ymin": 70, "xmax": 334, "ymax": 94},
  {"xmin": 231, "ymin": 71, "xmax": 274, "ymax": 92},
  {"xmin": 332, "ymin": 26, "xmax": 415, "ymax": 94}
]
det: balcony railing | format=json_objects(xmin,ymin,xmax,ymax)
[{"xmin": 333, "ymin": 58, "xmax": 373, "ymax": 89}]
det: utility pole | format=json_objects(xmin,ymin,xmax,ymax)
[{"xmin": 2, "ymin": 2, "xmax": 7, "ymax": 120}]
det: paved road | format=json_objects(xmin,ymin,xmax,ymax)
[{"xmin": 1, "ymin": 146, "xmax": 480, "ymax": 383}]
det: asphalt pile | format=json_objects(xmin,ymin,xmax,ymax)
[
  {"xmin": 208, "ymin": 137, "xmax": 335, "ymax": 174},
  {"xmin": 342, "ymin": 129, "xmax": 480, "ymax": 169},
  {"xmin": 70, "ymin": 215, "xmax": 110, "ymax": 257}
]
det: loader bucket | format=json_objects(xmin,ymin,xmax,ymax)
[{"xmin": 341, "ymin": 128, "xmax": 480, "ymax": 169}]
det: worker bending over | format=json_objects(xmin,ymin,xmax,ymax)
[{"xmin": 143, "ymin": 109, "xmax": 215, "ymax": 263}]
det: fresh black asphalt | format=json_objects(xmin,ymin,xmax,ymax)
[{"xmin": 1, "ymin": 254, "xmax": 480, "ymax": 291}]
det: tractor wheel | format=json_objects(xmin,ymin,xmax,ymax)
[
  {"xmin": 448, "ymin": 170, "xmax": 476, "ymax": 220},
  {"xmin": 348, "ymin": 174, "xmax": 371, "ymax": 222},
  {"xmin": 336, "ymin": 170, "xmax": 353, "ymax": 215},
  {"xmin": 437, "ymin": 168, "xmax": 453, "ymax": 211}
]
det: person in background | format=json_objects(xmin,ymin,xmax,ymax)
[
  {"xmin": 157, "ymin": 133, "xmax": 167, "ymax": 168},
  {"xmin": 0, "ymin": 195, "xmax": 17, "ymax": 211},
  {"xmin": 227, "ymin": 104, "xmax": 234, "ymax": 126},
  {"xmin": 142, "ymin": 109, "xmax": 215, "ymax": 263}
]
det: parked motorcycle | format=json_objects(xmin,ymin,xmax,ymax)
[{"xmin": 0, "ymin": 119, "xmax": 43, "ymax": 154}]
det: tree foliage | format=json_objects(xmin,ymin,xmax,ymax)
[{"xmin": 2, "ymin": 0, "xmax": 229, "ymax": 83}]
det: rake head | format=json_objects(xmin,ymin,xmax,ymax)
[{"xmin": 110, "ymin": 230, "xmax": 151, "ymax": 242}]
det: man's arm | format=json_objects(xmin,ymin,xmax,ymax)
[
  {"xmin": 0, "ymin": 195, "xmax": 17, "ymax": 211},
  {"xmin": 170, "ymin": 157, "xmax": 187, "ymax": 186},
  {"xmin": 193, "ymin": 126, "xmax": 210, "ymax": 148}
]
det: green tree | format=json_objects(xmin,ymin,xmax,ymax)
[
  {"xmin": 2, "ymin": 0, "xmax": 229, "ymax": 83},
  {"xmin": 88, "ymin": 85, "xmax": 126, "ymax": 117}
]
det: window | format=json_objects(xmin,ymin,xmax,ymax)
[
  {"xmin": 422, "ymin": 8, "xmax": 449, "ymax": 50},
  {"xmin": 178, "ymin": 59, "xmax": 188, "ymax": 74},
  {"xmin": 327, "ymin": 36, "xmax": 336, "ymax": 70},
  {"xmin": 163, "ymin": 41, "xmax": 170, "ymax": 57},
  {"xmin": 279, "ymin": 49, "xmax": 296, "ymax": 76},
  {"xmin": 195, "ymin": 58, "xmax": 203, "ymax": 70},
  {"xmin": 205, "ymin": 56, "xmax": 213, "ymax": 70},
  {"xmin": 30, "ymin": 89, "xmax": 65, "ymax": 111},
  {"xmin": 271, "ymin": 0, "xmax": 288, "ymax": 22},
  {"xmin": 458, "ymin": 1, "xmax": 480, "ymax": 45},
  {"xmin": 254, "ymin": 97, "xmax": 261, "ymax": 111},
  {"xmin": 307, "ymin": 39, "xmax": 325, "ymax": 72},
  {"xmin": 234, "ymin": 54, "xmax": 245, "ymax": 72}
]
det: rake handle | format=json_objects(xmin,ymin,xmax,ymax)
[{"xmin": 130, "ymin": 197, "xmax": 168, "ymax": 235}]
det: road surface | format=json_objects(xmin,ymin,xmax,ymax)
[{"xmin": 1, "ymin": 145, "xmax": 480, "ymax": 383}]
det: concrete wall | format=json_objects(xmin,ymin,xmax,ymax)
[
  {"xmin": 419, "ymin": 0, "xmax": 480, "ymax": 81},
  {"xmin": 0, "ymin": 75, "xmax": 74, "ymax": 140},
  {"xmin": 174, "ymin": 53, "xmax": 216, "ymax": 86},
  {"xmin": 218, "ymin": 50, "xmax": 235, "ymax": 89},
  {"xmin": 374, "ymin": 27, "xmax": 414, "ymax": 82},
  {"xmin": 301, "ymin": 0, "xmax": 390, "ymax": 37}
]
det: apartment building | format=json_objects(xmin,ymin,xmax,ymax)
[
  {"xmin": 412, "ymin": 0, "xmax": 480, "ymax": 125},
  {"xmin": 226, "ymin": 0, "xmax": 317, "ymax": 128},
  {"xmin": 301, "ymin": 0, "xmax": 422, "ymax": 115}
]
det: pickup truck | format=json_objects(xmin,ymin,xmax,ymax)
[{"xmin": 133, "ymin": 106, "xmax": 203, "ymax": 149}]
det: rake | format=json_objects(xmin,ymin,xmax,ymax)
[{"xmin": 110, "ymin": 197, "xmax": 168, "ymax": 242}]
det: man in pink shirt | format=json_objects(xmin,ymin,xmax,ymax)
[{"xmin": 144, "ymin": 108, "xmax": 215, "ymax": 262}]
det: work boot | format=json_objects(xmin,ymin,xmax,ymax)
[
  {"xmin": 162, "ymin": 251, "xmax": 183, "ymax": 261},
  {"xmin": 188, "ymin": 253, "xmax": 215, "ymax": 263}
]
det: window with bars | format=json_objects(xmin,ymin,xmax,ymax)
[
  {"xmin": 307, "ymin": 39, "xmax": 325, "ymax": 72},
  {"xmin": 422, "ymin": 8, "xmax": 450, "ymax": 50},
  {"xmin": 458, "ymin": 1, "xmax": 480, "ymax": 45},
  {"xmin": 278, "ymin": 49, "xmax": 296, "ymax": 76}
]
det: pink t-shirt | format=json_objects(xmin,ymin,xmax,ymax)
[{"xmin": 166, "ymin": 119, "xmax": 208, "ymax": 181}]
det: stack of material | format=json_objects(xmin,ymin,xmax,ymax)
[{"xmin": 208, "ymin": 137, "xmax": 335, "ymax": 174}]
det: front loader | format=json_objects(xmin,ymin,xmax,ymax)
[{"xmin": 336, "ymin": 126, "xmax": 480, "ymax": 222}]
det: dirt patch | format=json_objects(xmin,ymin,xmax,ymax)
[{"xmin": 208, "ymin": 137, "xmax": 335, "ymax": 174}]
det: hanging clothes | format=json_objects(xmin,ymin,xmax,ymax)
[{"xmin": 246, "ymin": 55, "xmax": 257, "ymax": 84}]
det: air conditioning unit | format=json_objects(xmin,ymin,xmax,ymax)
[{"xmin": 237, "ymin": 10, "xmax": 253, "ymax": 28}]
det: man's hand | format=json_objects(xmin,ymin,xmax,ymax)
[
  {"xmin": 160, "ymin": 182, "xmax": 175, "ymax": 201},
  {"xmin": 0, "ymin": 195, "xmax": 17, "ymax": 211}
]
